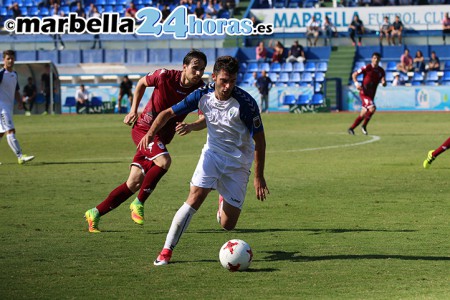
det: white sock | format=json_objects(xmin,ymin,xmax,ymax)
[
  {"xmin": 163, "ymin": 202, "xmax": 197, "ymax": 250},
  {"xmin": 7, "ymin": 134, "xmax": 22, "ymax": 158}
]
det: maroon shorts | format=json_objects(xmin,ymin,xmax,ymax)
[
  {"xmin": 360, "ymin": 93, "xmax": 375, "ymax": 109},
  {"xmin": 131, "ymin": 125, "xmax": 169, "ymax": 174}
]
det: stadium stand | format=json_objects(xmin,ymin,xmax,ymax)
[{"xmin": 63, "ymin": 96, "xmax": 77, "ymax": 114}]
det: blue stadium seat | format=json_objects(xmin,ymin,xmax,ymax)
[
  {"xmin": 386, "ymin": 61, "xmax": 397, "ymax": 72},
  {"xmin": 301, "ymin": 72, "xmax": 313, "ymax": 83},
  {"xmin": 90, "ymin": 96, "xmax": 103, "ymax": 111},
  {"xmin": 23, "ymin": 0, "xmax": 34, "ymax": 7},
  {"xmin": 270, "ymin": 62, "xmax": 281, "ymax": 73},
  {"xmin": 60, "ymin": 5, "xmax": 70, "ymax": 15},
  {"xmin": 281, "ymin": 62, "xmax": 293, "ymax": 72},
  {"xmin": 314, "ymin": 72, "xmax": 325, "ymax": 83},
  {"xmin": 39, "ymin": 7, "xmax": 50, "ymax": 16},
  {"xmin": 59, "ymin": 49, "xmax": 80, "ymax": 65},
  {"xmin": 104, "ymin": 49, "xmax": 125, "ymax": 63},
  {"xmin": 268, "ymin": 72, "xmax": 277, "ymax": 82},
  {"xmin": 311, "ymin": 93, "xmax": 324, "ymax": 106},
  {"xmin": 287, "ymin": 82, "xmax": 297, "ymax": 87},
  {"xmin": 82, "ymin": 49, "xmax": 103, "ymax": 63},
  {"xmin": 106, "ymin": 0, "xmax": 117, "ymax": 4},
  {"xmin": 29, "ymin": 6, "xmax": 39, "ymax": 16},
  {"xmin": 288, "ymin": 0, "xmax": 302, "ymax": 8},
  {"xmin": 411, "ymin": 81, "xmax": 422, "ymax": 86},
  {"xmin": 304, "ymin": 62, "xmax": 316, "ymax": 72},
  {"xmin": 441, "ymin": 71, "xmax": 450, "ymax": 84},
  {"xmin": 290, "ymin": 72, "xmax": 301, "ymax": 82},
  {"xmin": 127, "ymin": 49, "xmax": 148, "ymax": 64},
  {"xmin": 283, "ymin": 94, "xmax": 296, "ymax": 106},
  {"xmin": 259, "ymin": 62, "xmax": 270, "ymax": 72},
  {"xmin": 239, "ymin": 62, "xmax": 247, "ymax": 73},
  {"xmin": 276, "ymin": 82, "xmax": 286, "ymax": 87},
  {"xmin": 296, "ymin": 94, "xmax": 310, "ymax": 105},
  {"xmin": 353, "ymin": 61, "xmax": 365, "ymax": 72},
  {"xmin": 247, "ymin": 62, "xmax": 258, "ymax": 72},
  {"xmin": 96, "ymin": 0, "xmax": 107, "ymax": 6},
  {"xmin": 425, "ymin": 81, "xmax": 438, "ymax": 86},
  {"xmin": 385, "ymin": 72, "xmax": 394, "ymax": 82},
  {"xmin": 412, "ymin": 72, "xmax": 424, "ymax": 82},
  {"xmin": 293, "ymin": 62, "xmax": 304, "ymax": 72},
  {"xmin": 103, "ymin": 5, "xmax": 113, "ymax": 12},
  {"xmin": 242, "ymin": 72, "xmax": 254, "ymax": 83},
  {"xmin": 64, "ymin": 96, "xmax": 76, "ymax": 114},
  {"xmin": 444, "ymin": 61, "xmax": 450, "ymax": 71},
  {"xmin": 303, "ymin": 0, "xmax": 317, "ymax": 7},
  {"xmin": 278, "ymin": 72, "xmax": 289, "ymax": 83},
  {"xmin": 273, "ymin": 0, "xmax": 286, "ymax": 8},
  {"xmin": 148, "ymin": 48, "xmax": 170, "ymax": 64},
  {"xmin": 425, "ymin": 71, "xmax": 438, "ymax": 82},
  {"xmin": 316, "ymin": 62, "xmax": 328, "ymax": 72},
  {"xmin": 20, "ymin": 7, "xmax": 27, "ymax": 15}
]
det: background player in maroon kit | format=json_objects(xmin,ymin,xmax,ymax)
[
  {"xmin": 84, "ymin": 50, "xmax": 207, "ymax": 233},
  {"xmin": 423, "ymin": 137, "xmax": 450, "ymax": 169},
  {"xmin": 348, "ymin": 52, "xmax": 386, "ymax": 136}
]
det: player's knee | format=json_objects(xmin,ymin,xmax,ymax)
[{"xmin": 155, "ymin": 156, "xmax": 172, "ymax": 170}]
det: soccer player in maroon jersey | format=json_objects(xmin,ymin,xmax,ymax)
[
  {"xmin": 423, "ymin": 137, "xmax": 450, "ymax": 169},
  {"xmin": 84, "ymin": 49, "xmax": 208, "ymax": 233},
  {"xmin": 348, "ymin": 52, "xmax": 386, "ymax": 136}
]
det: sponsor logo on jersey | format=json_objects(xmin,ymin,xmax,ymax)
[
  {"xmin": 157, "ymin": 141, "xmax": 165, "ymax": 149},
  {"xmin": 228, "ymin": 107, "xmax": 238, "ymax": 119}
]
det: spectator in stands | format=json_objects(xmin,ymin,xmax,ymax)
[
  {"xmin": 443, "ymin": 12, "xmax": 450, "ymax": 45},
  {"xmin": 22, "ymin": 77, "xmax": 37, "ymax": 116},
  {"xmin": 427, "ymin": 51, "xmax": 440, "ymax": 71},
  {"xmin": 247, "ymin": 72, "xmax": 258, "ymax": 87},
  {"xmin": 75, "ymin": 84, "xmax": 90, "ymax": 114},
  {"xmin": 379, "ymin": 16, "xmax": 392, "ymax": 46},
  {"xmin": 251, "ymin": 15, "xmax": 261, "ymax": 28},
  {"xmin": 322, "ymin": 16, "xmax": 337, "ymax": 46},
  {"xmin": 51, "ymin": 4, "xmax": 65, "ymax": 50},
  {"xmin": 125, "ymin": 2, "xmax": 138, "ymax": 19},
  {"xmin": 390, "ymin": 15, "xmax": 403, "ymax": 46},
  {"xmin": 74, "ymin": 2, "xmax": 85, "ymax": 18},
  {"xmin": 89, "ymin": 5, "xmax": 102, "ymax": 49},
  {"xmin": 413, "ymin": 50, "xmax": 426, "ymax": 73},
  {"xmin": 194, "ymin": 1, "xmax": 205, "ymax": 19},
  {"xmin": 205, "ymin": 0, "xmax": 217, "ymax": 18},
  {"xmin": 255, "ymin": 41, "xmax": 267, "ymax": 62},
  {"xmin": 286, "ymin": 40, "xmax": 306, "ymax": 64},
  {"xmin": 397, "ymin": 48, "xmax": 413, "ymax": 73},
  {"xmin": 216, "ymin": 2, "xmax": 229, "ymax": 18},
  {"xmin": 118, "ymin": 75, "xmax": 133, "ymax": 113},
  {"xmin": 8, "ymin": 2, "xmax": 21, "ymax": 19},
  {"xmin": 226, "ymin": 0, "xmax": 235, "ymax": 18},
  {"xmin": 269, "ymin": 40, "xmax": 285, "ymax": 63},
  {"xmin": 256, "ymin": 70, "xmax": 273, "ymax": 113},
  {"xmin": 161, "ymin": 5, "xmax": 171, "ymax": 22},
  {"xmin": 348, "ymin": 14, "xmax": 364, "ymax": 47},
  {"xmin": 306, "ymin": 16, "xmax": 321, "ymax": 47},
  {"xmin": 391, "ymin": 74, "xmax": 402, "ymax": 86}
]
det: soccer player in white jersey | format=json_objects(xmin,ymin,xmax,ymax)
[
  {"xmin": 0, "ymin": 50, "xmax": 34, "ymax": 165},
  {"xmin": 139, "ymin": 56, "xmax": 269, "ymax": 265}
]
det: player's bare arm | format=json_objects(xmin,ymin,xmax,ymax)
[
  {"xmin": 253, "ymin": 130, "xmax": 269, "ymax": 201},
  {"xmin": 352, "ymin": 71, "xmax": 362, "ymax": 90},
  {"xmin": 124, "ymin": 77, "xmax": 148, "ymax": 126},
  {"xmin": 137, "ymin": 107, "xmax": 176, "ymax": 150},
  {"xmin": 176, "ymin": 114, "xmax": 206, "ymax": 136}
]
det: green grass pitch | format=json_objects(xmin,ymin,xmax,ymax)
[{"xmin": 0, "ymin": 112, "xmax": 449, "ymax": 299}]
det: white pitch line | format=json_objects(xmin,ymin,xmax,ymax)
[{"xmin": 271, "ymin": 135, "xmax": 381, "ymax": 154}]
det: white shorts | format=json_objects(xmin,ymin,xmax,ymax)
[
  {"xmin": 191, "ymin": 147, "xmax": 252, "ymax": 210},
  {"xmin": 0, "ymin": 110, "xmax": 15, "ymax": 133}
]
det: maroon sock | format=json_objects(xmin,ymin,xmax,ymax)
[
  {"xmin": 96, "ymin": 182, "xmax": 134, "ymax": 216},
  {"xmin": 362, "ymin": 110, "xmax": 374, "ymax": 127},
  {"xmin": 433, "ymin": 137, "xmax": 450, "ymax": 157},
  {"xmin": 138, "ymin": 165, "xmax": 168, "ymax": 204},
  {"xmin": 350, "ymin": 116, "xmax": 364, "ymax": 129}
]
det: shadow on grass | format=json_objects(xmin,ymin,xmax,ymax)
[
  {"xmin": 263, "ymin": 251, "xmax": 450, "ymax": 262},
  {"xmin": 191, "ymin": 228, "xmax": 417, "ymax": 234}
]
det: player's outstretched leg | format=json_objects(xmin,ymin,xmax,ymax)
[
  {"xmin": 423, "ymin": 150, "xmax": 436, "ymax": 169},
  {"xmin": 18, "ymin": 154, "xmax": 35, "ymax": 164},
  {"xmin": 85, "ymin": 208, "xmax": 101, "ymax": 233},
  {"xmin": 130, "ymin": 198, "xmax": 144, "ymax": 225},
  {"xmin": 154, "ymin": 248, "xmax": 173, "ymax": 266},
  {"xmin": 217, "ymin": 195, "xmax": 224, "ymax": 224}
]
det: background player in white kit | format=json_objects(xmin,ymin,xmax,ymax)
[
  {"xmin": 139, "ymin": 56, "xmax": 269, "ymax": 265},
  {"xmin": 0, "ymin": 50, "xmax": 34, "ymax": 165}
]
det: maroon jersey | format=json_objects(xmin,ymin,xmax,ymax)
[
  {"xmin": 358, "ymin": 64, "xmax": 385, "ymax": 100},
  {"xmin": 134, "ymin": 69, "xmax": 204, "ymax": 145}
]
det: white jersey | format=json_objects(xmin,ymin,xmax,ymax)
[
  {"xmin": 0, "ymin": 68, "xmax": 19, "ymax": 114},
  {"xmin": 172, "ymin": 83, "xmax": 264, "ymax": 166}
]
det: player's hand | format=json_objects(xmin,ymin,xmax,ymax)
[
  {"xmin": 137, "ymin": 132, "xmax": 153, "ymax": 151},
  {"xmin": 175, "ymin": 122, "xmax": 192, "ymax": 136},
  {"xmin": 123, "ymin": 112, "xmax": 137, "ymax": 126},
  {"xmin": 254, "ymin": 177, "xmax": 269, "ymax": 201}
]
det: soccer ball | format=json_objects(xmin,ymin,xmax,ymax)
[{"xmin": 219, "ymin": 239, "xmax": 253, "ymax": 272}]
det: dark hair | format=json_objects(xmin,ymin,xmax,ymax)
[
  {"xmin": 372, "ymin": 52, "xmax": 381, "ymax": 59},
  {"xmin": 183, "ymin": 49, "xmax": 207, "ymax": 67},
  {"xmin": 213, "ymin": 56, "xmax": 239, "ymax": 75},
  {"xmin": 3, "ymin": 50, "xmax": 15, "ymax": 59}
]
